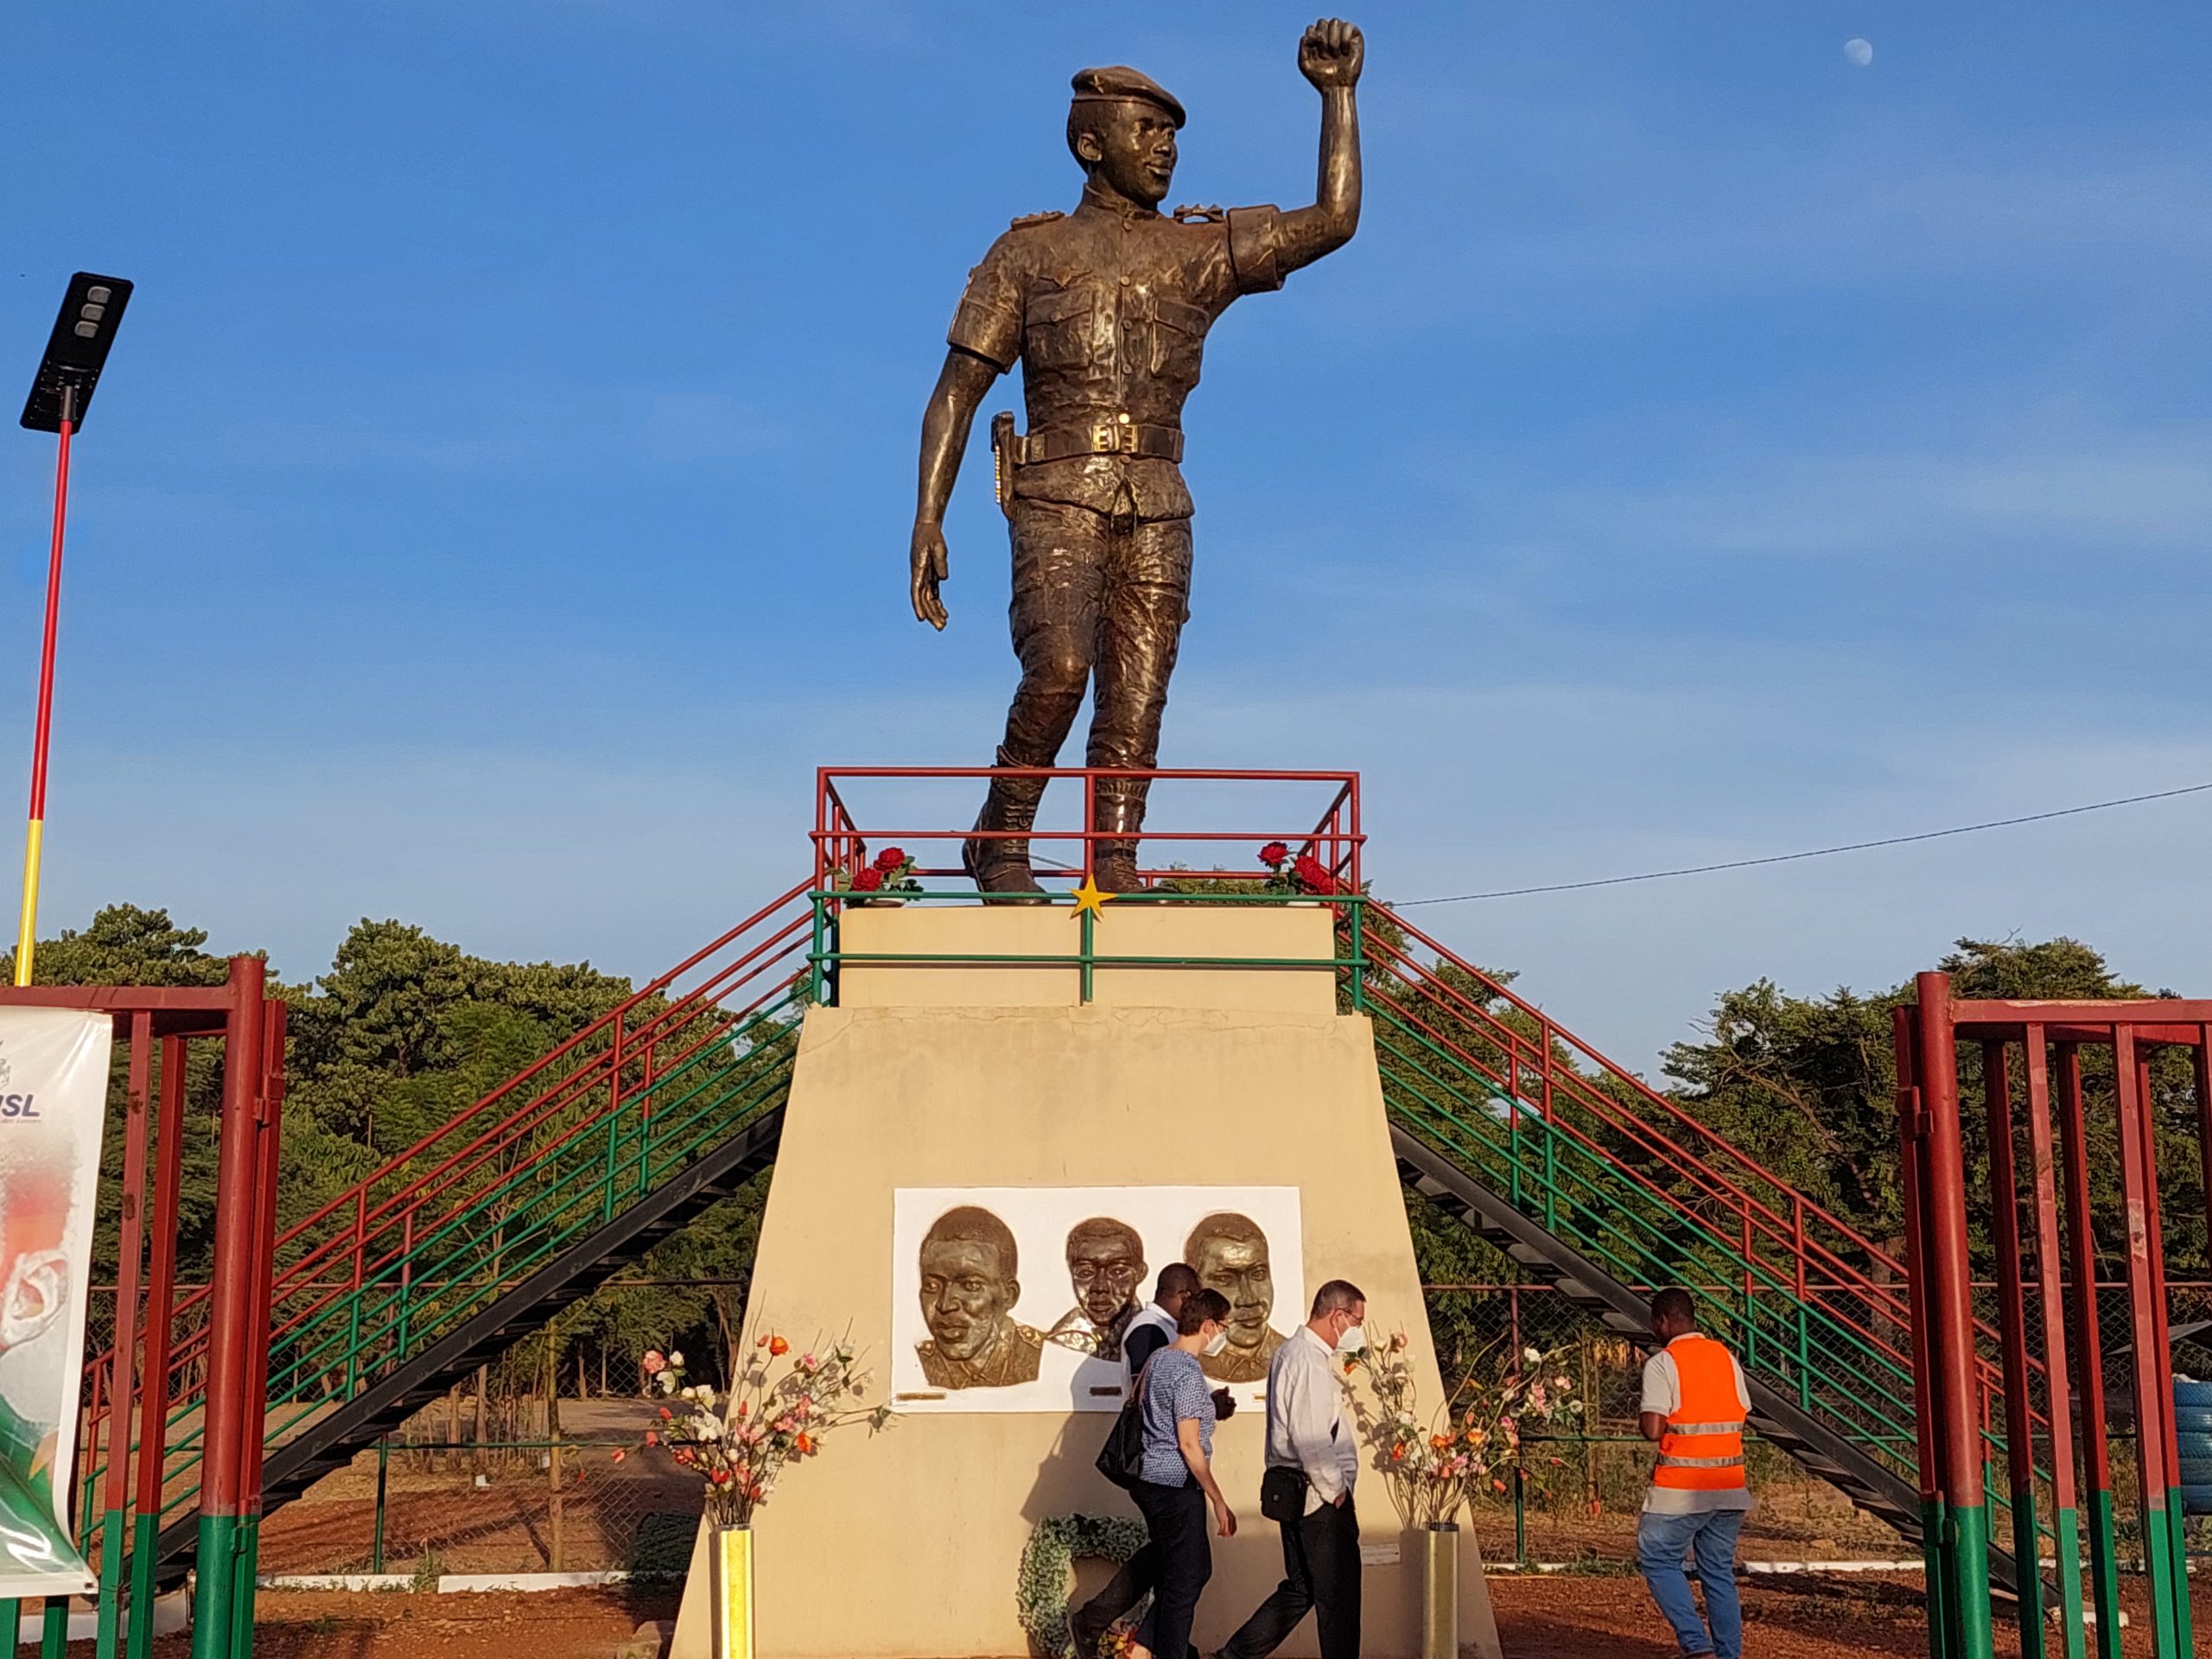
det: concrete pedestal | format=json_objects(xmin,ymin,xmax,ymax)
[{"xmin": 671, "ymin": 906, "xmax": 1497, "ymax": 1659}]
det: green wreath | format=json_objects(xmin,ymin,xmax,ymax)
[{"xmin": 1016, "ymin": 1513, "xmax": 1150, "ymax": 1658}]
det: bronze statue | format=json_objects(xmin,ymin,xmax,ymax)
[
  {"xmin": 910, "ymin": 20, "xmax": 1366, "ymax": 895},
  {"xmin": 1185, "ymin": 1211, "xmax": 1284, "ymax": 1383},
  {"xmin": 916, "ymin": 1205, "xmax": 1044, "ymax": 1389},
  {"xmin": 1046, "ymin": 1216, "xmax": 1147, "ymax": 1359}
]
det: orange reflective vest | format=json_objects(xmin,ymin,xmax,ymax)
[{"xmin": 1653, "ymin": 1334, "xmax": 1747, "ymax": 1491}]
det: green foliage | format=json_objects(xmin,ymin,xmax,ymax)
[{"xmin": 1662, "ymin": 935, "xmax": 2208, "ymax": 1276}]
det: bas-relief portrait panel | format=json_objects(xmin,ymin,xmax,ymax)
[{"xmin": 888, "ymin": 1186, "xmax": 1306, "ymax": 1414}]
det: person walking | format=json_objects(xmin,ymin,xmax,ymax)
[
  {"xmin": 1637, "ymin": 1287, "xmax": 1754, "ymax": 1659},
  {"xmin": 1218, "ymin": 1280, "xmax": 1367, "ymax": 1659},
  {"xmin": 1075, "ymin": 1264, "xmax": 1203, "ymax": 1658},
  {"xmin": 1125, "ymin": 1287, "xmax": 1238, "ymax": 1659}
]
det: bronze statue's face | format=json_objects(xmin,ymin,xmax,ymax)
[
  {"xmin": 919, "ymin": 1236, "xmax": 1017, "ymax": 1361},
  {"xmin": 1079, "ymin": 103, "xmax": 1178, "ymax": 206},
  {"xmin": 1067, "ymin": 1229, "xmax": 1145, "ymax": 1325},
  {"xmin": 1194, "ymin": 1233, "xmax": 1274, "ymax": 1354}
]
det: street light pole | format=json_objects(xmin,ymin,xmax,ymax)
[
  {"xmin": 15, "ymin": 383, "xmax": 77, "ymax": 986},
  {"xmin": 13, "ymin": 272, "xmax": 130, "ymax": 986}
]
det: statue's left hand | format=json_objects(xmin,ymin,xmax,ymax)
[{"xmin": 1298, "ymin": 17, "xmax": 1363, "ymax": 89}]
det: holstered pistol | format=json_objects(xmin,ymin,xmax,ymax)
[{"xmin": 989, "ymin": 410, "xmax": 1017, "ymax": 520}]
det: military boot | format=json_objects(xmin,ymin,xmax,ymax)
[
  {"xmin": 1090, "ymin": 779, "xmax": 1150, "ymax": 893},
  {"xmin": 962, "ymin": 760, "xmax": 1048, "ymax": 903}
]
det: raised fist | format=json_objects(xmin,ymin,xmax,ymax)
[{"xmin": 1298, "ymin": 18, "xmax": 1363, "ymax": 90}]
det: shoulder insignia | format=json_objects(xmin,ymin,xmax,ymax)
[
  {"xmin": 1172, "ymin": 203, "xmax": 1226, "ymax": 224},
  {"xmin": 1009, "ymin": 210, "xmax": 1065, "ymax": 230}
]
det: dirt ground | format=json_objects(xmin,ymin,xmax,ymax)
[{"xmin": 86, "ymin": 1573, "xmax": 2206, "ymax": 1659}]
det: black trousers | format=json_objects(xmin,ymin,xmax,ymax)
[
  {"xmin": 1220, "ymin": 1497, "xmax": 1363, "ymax": 1659},
  {"xmin": 1129, "ymin": 1478, "xmax": 1211, "ymax": 1659},
  {"xmin": 1073, "ymin": 1539, "xmax": 1160, "ymax": 1645}
]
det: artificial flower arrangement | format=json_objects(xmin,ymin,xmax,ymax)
[
  {"xmin": 1344, "ymin": 1329, "xmax": 1583, "ymax": 1529},
  {"xmin": 830, "ymin": 844, "xmax": 923, "ymax": 900},
  {"xmin": 1255, "ymin": 841, "xmax": 1345, "ymax": 897},
  {"xmin": 623, "ymin": 1332, "xmax": 893, "ymax": 1528}
]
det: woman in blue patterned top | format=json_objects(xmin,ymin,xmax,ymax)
[{"xmin": 1128, "ymin": 1287, "xmax": 1237, "ymax": 1659}]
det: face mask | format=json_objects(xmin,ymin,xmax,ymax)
[
  {"xmin": 1335, "ymin": 1323, "xmax": 1367, "ymax": 1355},
  {"xmin": 1204, "ymin": 1329, "xmax": 1230, "ymax": 1357}
]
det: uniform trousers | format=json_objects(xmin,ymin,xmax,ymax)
[{"xmin": 998, "ymin": 497, "xmax": 1193, "ymax": 791}]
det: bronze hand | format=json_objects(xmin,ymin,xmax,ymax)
[{"xmin": 1299, "ymin": 17, "xmax": 1365, "ymax": 88}]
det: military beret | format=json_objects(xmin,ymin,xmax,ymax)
[{"xmin": 1070, "ymin": 65, "xmax": 1185, "ymax": 129}]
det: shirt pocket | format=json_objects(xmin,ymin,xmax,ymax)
[
  {"xmin": 1024, "ymin": 287, "xmax": 1095, "ymax": 370},
  {"xmin": 1148, "ymin": 296, "xmax": 1210, "ymax": 382}
]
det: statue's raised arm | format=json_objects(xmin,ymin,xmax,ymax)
[{"xmin": 1274, "ymin": 19, "xmax": 1364, "ymax": 277}]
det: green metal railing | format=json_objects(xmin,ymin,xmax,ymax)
[
  {"xmin": 79, "ymin": 881, "xmax": 819, "ymax": 1617},
  {"xmin": 1352, "ymin": 906, "xmax": 2050, "ymax": 1585}
]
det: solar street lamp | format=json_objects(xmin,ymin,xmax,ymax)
[{"xmin": 13, "ymin": 272, "xmax": 131, "ymax": 986}]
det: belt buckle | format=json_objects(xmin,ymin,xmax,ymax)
[{"xmin": 1090, "ymin": 416, "xmax": 1138, "ymax": 455}]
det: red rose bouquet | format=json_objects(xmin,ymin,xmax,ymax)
[{"xmin": 831, "ymin": 844, "xmax": 922, "ymax": 900}]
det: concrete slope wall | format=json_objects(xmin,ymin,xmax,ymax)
[{"xmin": 673, "ymin": 912, "xmax": 1497, "ymax": 1659}]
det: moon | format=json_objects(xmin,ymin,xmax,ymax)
[{"xmin": 1844, "ymin": 38, "xmax": 1874, "ymax": 67}]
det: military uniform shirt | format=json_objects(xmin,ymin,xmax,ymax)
[{"xmin": 948, "ymin": 181, "xmax": 1289, "ymax": 521}]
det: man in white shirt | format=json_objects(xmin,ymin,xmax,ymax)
[{"xmin": 1219, "ymin": 1279, "xmax": 1367, "ymax": 1659}]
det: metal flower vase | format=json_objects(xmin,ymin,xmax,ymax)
[
  {"xmin": 1418, "ymin": 1521, "xmax": 1459, "ymax": 1659},
  {"xmin": 709, "ymin": 1523, "xmax": 755, "ymax": 1659}
]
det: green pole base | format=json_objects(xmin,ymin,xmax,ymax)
[
  {"xmin": 2050, "ymin": 1505, "xmax": 2086, "ymax": 1659},
  {"xmin": 1921, "ymin": 1497, "xmax": 1955, "ymax": 1659},
  {"xmin": 228, "ymin": 1516, "xmax": 261, "ymax": 1659},
  {"xmin": 2005, "ymin": 1489, "xmax": 2043, "ymax": 1656},
  {"xmin": 190, "ymin": 1514, "xmax": 241, "ymax": 1659},
  {"xmin": 96, "ymin": 1509, "xmax": 130, "ymax": 1659},
  {"xmin": 1948, "ymin": 1503, "xmax": 1995, "ymax": 1659},
  {"xmin": 2082, "ymin": 1486, "xmax": 2123, "ymax": 1659},
  {"xmin": 39, "ymin": 1598, "xmax": 67, "ymax": 1659},
  {"xmin": 125, "ymin": 1510, "xmax": 162, "ymax": 1659}
]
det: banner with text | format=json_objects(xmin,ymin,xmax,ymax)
[{"xmin": 0, "ymin": 1007, "xmax": 111, "ymax": 1599}]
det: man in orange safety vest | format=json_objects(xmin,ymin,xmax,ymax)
[{"xmin": 1637, "ymin": 1287, "xmax": 1753, "ymax": 1659}]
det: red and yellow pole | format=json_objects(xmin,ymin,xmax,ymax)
[{"xmin": 13, "ymin": 386, "xmax": 76, "ymax": 987}]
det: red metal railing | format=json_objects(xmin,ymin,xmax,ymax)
[
  {"xmin": 812, "ymin": 766, "xmax": 1362, "ymax": 892},
  {"xmin": 1899, "ymin": 982, "xmax": 2209, "ymax": 1659}
]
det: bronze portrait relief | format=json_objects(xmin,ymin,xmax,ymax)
[
  {"xmin": 1185, "ymin": 1211, "xmax": 1284, "ymax": 1383},
  {"xmin": 915, "ymin": 1205, "xmax": 1044, "ymax": 1390},
  {"xmin": 1046, "ymin": 1216, "xmax": 1147, "ymax": 1360}
]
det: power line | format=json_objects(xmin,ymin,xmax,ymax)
[{"xmin": 1395, "ymin": 780, "xmax": 2212, "ymax": 907}]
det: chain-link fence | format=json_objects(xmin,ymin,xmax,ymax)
[{"xmin": 85, "ymin": 1278, "xmax": 2212, "ymax": 1578}]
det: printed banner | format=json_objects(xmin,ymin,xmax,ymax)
[
  {"xmin": 890, "ymin": 1185, "xmax": 1305, "ymax": 1414},
  {"xmin": 0, "ymin": 1008, "xmax": 111, "ymax": 1599}
]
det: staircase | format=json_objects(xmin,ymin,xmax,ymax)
[
  {"xmin": 82, "ymin": 853, "xmax": 2036, "ymax": 1598},
  {"xmin": 81, "ymin": 879, "xmax": 820, "ymax": 1586},
  {"xmin": 1356, "ymin": 899, "xmax": 2035, "ymax": 1588}
]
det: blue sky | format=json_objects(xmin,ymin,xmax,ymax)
[{"xmin": 4, "ymin": 4, "xmax": 2209, "ymax": 1070}]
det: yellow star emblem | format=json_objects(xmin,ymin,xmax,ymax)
[{"xmin": 1069, "ymin": 874, "xmax": 1116, "ymax": 918}]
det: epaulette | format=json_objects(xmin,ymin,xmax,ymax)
[
  {"xmin": 1009, "ymin": 210, "xmax": 1065, "ymax": 230},
  {"xmin": 1173, "ymin": 203, "xmax": 1226, "ymax": 224}
]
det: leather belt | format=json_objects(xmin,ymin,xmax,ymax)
[{"xmin": 1016, "ymin": 416, "xmax": 1184, "ymax": 466}]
